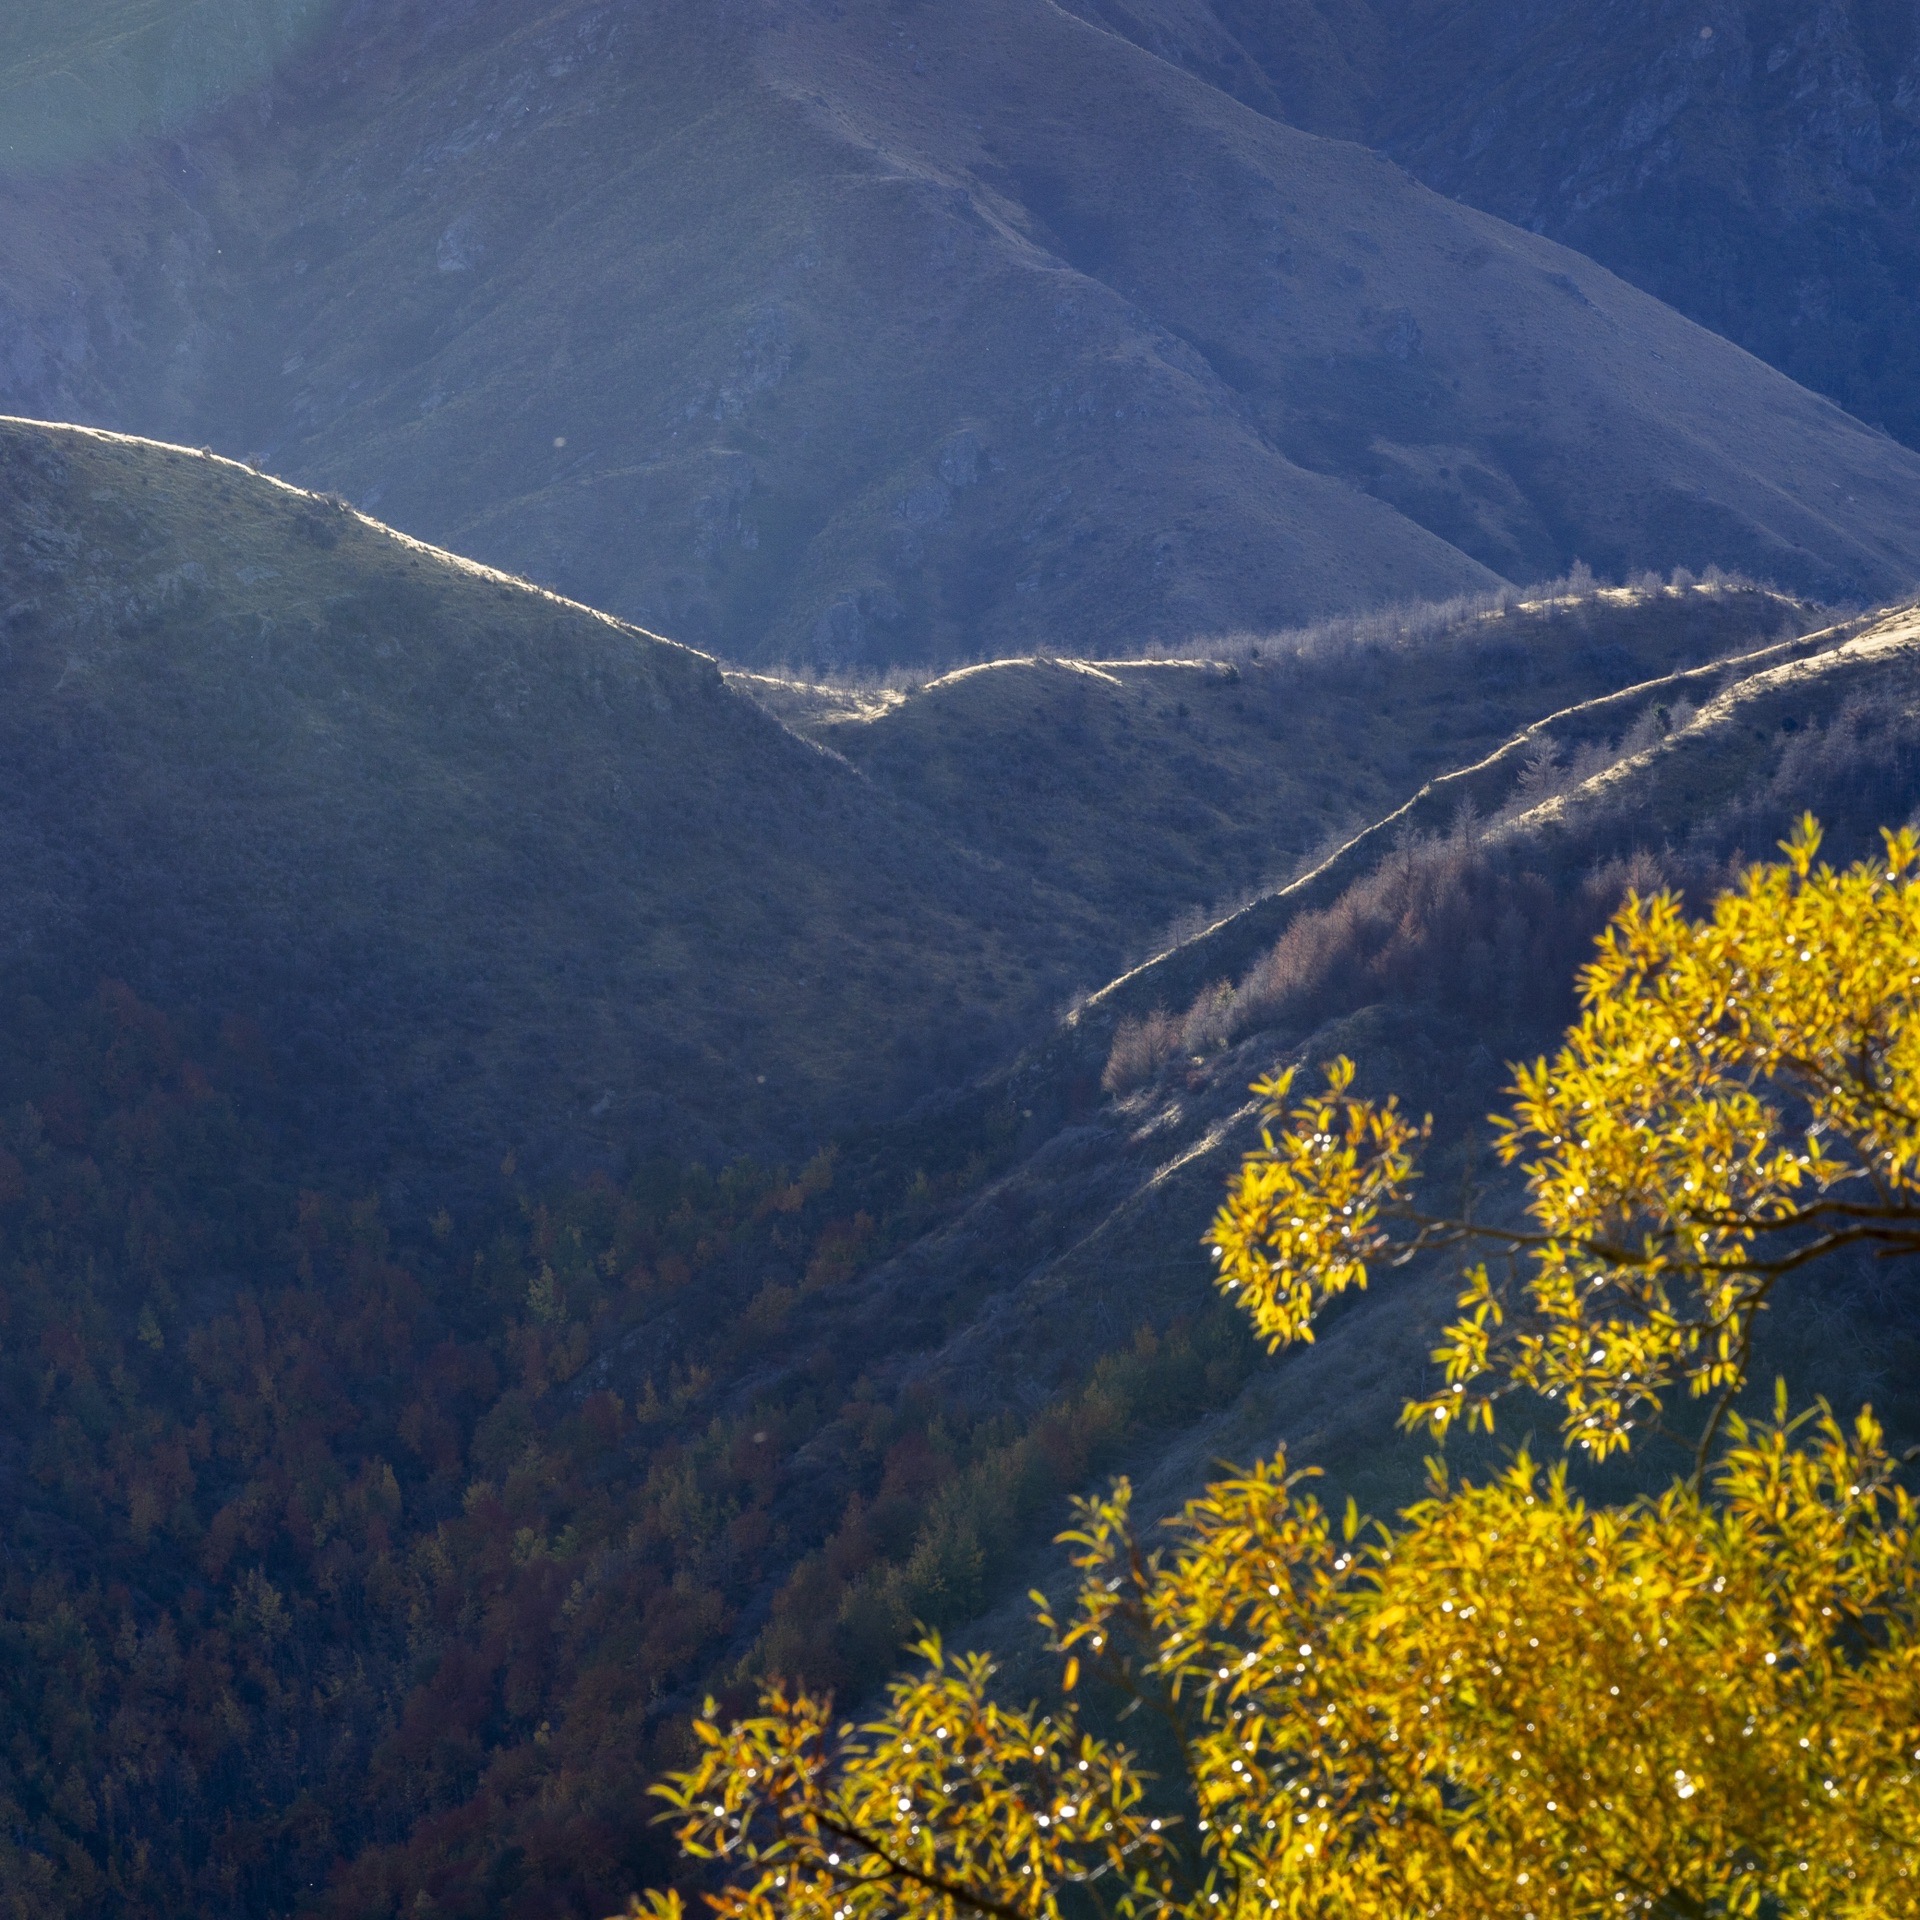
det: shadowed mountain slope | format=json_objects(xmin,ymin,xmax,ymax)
[
  {"xmin": 1370, "ymin": 0, "xmax": 1920, "ymax": 454},
  {"xmin": 1, "ymin": 417, "xmax": 1836, "ymax": 1193},
  {"xmin": 743, "ymin": 599, "xmax": 1920, "ymax": 1449},
  {"xmin": 311, "ymin": 591, "xmax": 1919, "ymax": 1795},
  {"xmin": 1065, "ymin": 0, "xmax": 1920, "ymax": 453},
  {"xmin": 0, "ymin": 416, "xmax": 1107, "ymax": 1185},
  {"xmin": 5, "ymin": 2, "xmax": 1920, "ymax": 664},
  {"xmin": 4, "ymin": 424, "xmax": 1916, "ymax": 1914}
]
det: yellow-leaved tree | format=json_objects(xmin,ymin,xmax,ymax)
[{"xmin": 633, "ymin": 821, "xmax": 1920, "ymax": 1920}]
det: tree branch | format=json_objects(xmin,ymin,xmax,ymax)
[{"xmin": 812, "ymin": 1813, "xmax": 1040, "ymax": 1920}]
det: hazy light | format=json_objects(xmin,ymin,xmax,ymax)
[{"xmin": 0, "ymin": 0, "xmax": 340, "ymax": 176}]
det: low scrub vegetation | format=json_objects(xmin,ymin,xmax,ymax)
[
  {"xmin": 1103, "ymin": 836, "xmax": 1676, "ymax": 1094},
  {"xmin": 1104, "ymin": 664, "xmax": 1920, "ymax": 1098}
]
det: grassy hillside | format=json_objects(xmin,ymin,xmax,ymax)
[
  {"xmin": 3, "ymin": 417, "xmax": 1830, "ymax": 1191},
  {"xmin": 0, "ymin": 416, "xmax": 1106, "ymax": 1185},
  {"xmin": 4, "ymin": 2, "xmax": 1920, "ymax": 663},
  {"xmin": 0, "ymin": 0, "xmax": 336, "ymax": 173},
  {"xmin": 772, "ymin": 593, "xmax": 1920, "ymax": 1706},
  {"xmin": 821, "ymin": 600, "xmax": 1920, "ymax": 1432},
  {"xmin": 1371, "ymin": 0, "xmax": 1920, "ymax": 452},
  {"xmin": 740, "ymin": 582, "xmax": 1814, "ymax": 943}
]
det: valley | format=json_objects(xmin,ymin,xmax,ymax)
[
  {"xmin": 2, "ymin": 3, "xmax": 1920, "ymax": 1914},
  {"xmin": 1, "ymin": 414, "xmax": 1917, "ymax": 1918}
]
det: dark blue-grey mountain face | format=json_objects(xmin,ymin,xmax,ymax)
[
  {"xmin": 1384, "ymin": 1, "xmax": 1920, "ymax": 453},
  {"xmin": 3, "ymin": 0, "xmax": 1920, "ymax": 667},
  {"xmin": 1073, "ymin": 0, "xmax": 1920, "ymax": 452}
]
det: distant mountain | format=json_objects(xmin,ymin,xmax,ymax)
[
  {"xmin": 1068, "ymin": 0, "xmax": 1920, "ymax": 454},
  {"xmin": 4, "ymin": 1, "xmax": 1920, "ymax": 665}
]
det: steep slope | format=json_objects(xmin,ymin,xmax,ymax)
[
  {"xmin": 741, "ymin": 600, "xmax": 1920, "ymax": 1448},
  {"xmin": 0, "ymin": 0, "xmax": 337, "ymax": 172},
  {"xmin": 1065, "ymin": 0, "xmax": 1920, "ymax": 452},
  {"xmin": 5, "ymin": 2, "xmax": 1920, "ymax": 665},
  {"xmin": 1371, "ymin": 0, "xmax": 1920, "ymax": 453},
  {"xmin": 741, "ymin": 582, "xmax": 1812, "ymax": 941},
  {"xmin": 0, "ymin": 416, "xmax": 1103, "ymax": 1184},
  {"xmin": 763, "ymin": 594, "xmax": 1920, "ymax": 1694},
  {"xmin": 0, "ymin": 419, "xmax": 1835, "ymax": 1194}
]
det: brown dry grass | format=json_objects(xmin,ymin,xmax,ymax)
[{"xmin": 751, "ymin": 578, "xmax": 1813, "ymax": 959}]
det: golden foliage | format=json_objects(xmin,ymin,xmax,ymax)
[
  {"xmin": 1045, "ymin": 1400, "xmax": 1920, "ymax": 1916},
  {"xmin": 1206, "ymin": 1055, "xmax": 1427, "ymax": 1352},
  {"xmin": 1215, "ymin": 817, "xmax": 1920, "ymax": 1465},
  {"xmin": 646, "ymin": 1644, "xmax": 1168, "ymax": 1920},
  {"xmin": 641, "ymin": 822, "xmax": 1920, "ymax": 1919}
]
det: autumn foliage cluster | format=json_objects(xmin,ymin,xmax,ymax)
[
  {"xmin": 0, "ymin": 979, "xmax": 1274, "ymax": 1919},
  {"xmin": 656, "ymin": 822, "xmax": 1920, "ymax": 1919},
  {"xmin": 0, "ymin": 991, "xmax": 880, "ymax": 1918}
]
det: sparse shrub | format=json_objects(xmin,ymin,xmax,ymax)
[
  {"xmin": 1170, "ymin": 564, "xmax": 1779, "ymax": 670},
  {"xmin": 1177, "ymin": 979, "xmax": 1236, "ymax": 1057},
  {"xmin": 1100, "ymin": 835, "xmax": 1692, "ymax": 1096},
  {"xmin": 1504, "ymin": 697, "xmax": 1698, "ymax": 815},
  {"xmin": 1100, "ymin": 1007, "xmax": 1181, "ymax": 1092}
]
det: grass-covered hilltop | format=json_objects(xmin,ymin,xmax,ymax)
[
  {"xmin": 3, "ymin": 413, "xmax": 1920, "ymax": 1917},
  {"xmin": 0, "ymin": 416, "xmax": 1098, "ymax": 1184},
  {"xmin": 0, "ymin": 415, "xmax": 1829, "ymax": 1185}
]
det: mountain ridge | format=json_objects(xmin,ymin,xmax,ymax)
[
  {"xmin": 3, "ymin": 415, "xmax": 1834, "ymax": 1196},
  {"xmin": 783, "ymin": 590, "xmax": 1920, "ymax": 1579},
  {"xmin": 4, "ymin": 0, "xmax": 1920, "ymax": 664},
  {"xmin": 0, "ymin": 414, "xmax": 1105, "ymax": 1187}
]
